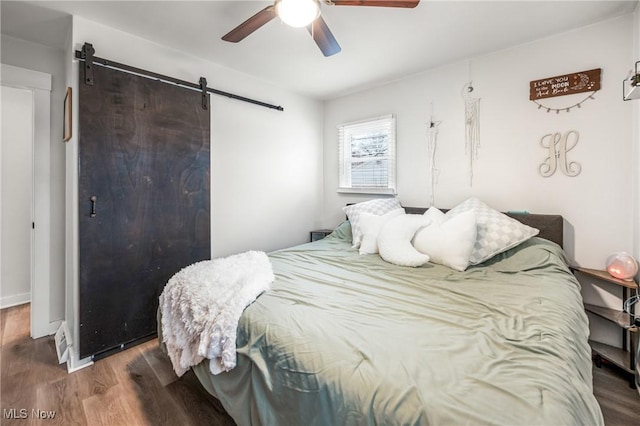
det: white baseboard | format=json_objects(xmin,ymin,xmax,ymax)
[
  {"xmin": 0, "ymin": 292, "xmax": 30, "ymax": 310},
  {"xmin": 66, "ymin": 346, "xmax": 93, "ymax": 373}
]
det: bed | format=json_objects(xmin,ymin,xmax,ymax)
[{"xmin": 159, "ymin": 205, "xmax": 603, "ymax": 425}]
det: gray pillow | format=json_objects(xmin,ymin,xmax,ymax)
[
  {"xmin": 446, "ymin": 198, "xmax": 539, "ymax": 265},
  {"xmin": 343, "ymin": 198, "xmax": 402, "ymax": 248}
]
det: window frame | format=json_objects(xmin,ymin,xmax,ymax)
[{"xmin": 337, "ymin": 114, "xmax": 396, "ymax": 195}]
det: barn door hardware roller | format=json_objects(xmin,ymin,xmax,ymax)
[
  {"xmin": 199, "ymin": 77, "xmax": 209, "ymax": 110},
  {"xmin": 81, "ymin": 43, "xmax": 95, "ymax": 85},
  {"xmin": 75, "ymin": 42, "xmax": 283, "ymax": 111}
]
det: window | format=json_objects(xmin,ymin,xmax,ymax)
[{"xmin": 338, "ymin": 115, "xmax": 396, "ymax": 194}]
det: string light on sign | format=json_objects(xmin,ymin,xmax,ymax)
[{"xmin": 532, "ymin": 91, "xmax": 597, "ymax": 114}]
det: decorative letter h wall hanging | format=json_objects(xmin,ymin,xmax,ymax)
[{"xmin": 539, "ymin": 130, "xmax": 581, "ymax": 177}]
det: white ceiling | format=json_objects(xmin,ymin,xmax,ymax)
[{"xmin": 2, "ymin": 1, "xmax": 638, "ymax": 99}]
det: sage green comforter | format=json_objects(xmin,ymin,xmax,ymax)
[{"xmin": 189, "ymin": 222, "xmax": 603, "ymax": 425}]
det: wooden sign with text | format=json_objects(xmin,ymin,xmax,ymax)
[{"xmin": 530, "ymin": 69, "xmax": 601, "ymax": 100}]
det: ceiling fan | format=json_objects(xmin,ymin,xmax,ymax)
[{"xmin": 222, "ymin": 0, "xmax": 420, "ymax": 57}]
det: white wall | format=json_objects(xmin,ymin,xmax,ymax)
[
  {"xmin": 324, "ymin": 15, "xmax": 633, "ymax": 269},
  {"xmin": 1, "ymin": 35, "xmax": 67, "ymax": 322},
  {"xmin": 65, "ymin": 16, "xmax": 323, "ymax": 361}
]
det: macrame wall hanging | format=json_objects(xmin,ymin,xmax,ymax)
[
  {"xmin": 426, "ymin": 105, "xmax": 441, "ymax": 206},
  {"xmin": 462, "ymin": 82, "xmax": 481, "ymax": 186}
]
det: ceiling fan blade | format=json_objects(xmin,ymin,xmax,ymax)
[
  {"xmin": 222, "ymin": 5, "xmax": 277, "ymax": 42},
  {"xmin": 330, "ymin": 0, "xmax": 419, "ymax": 7},
  {"xmin": 308, "ymin": 16, "xmax": 341, "ymax": 57}
]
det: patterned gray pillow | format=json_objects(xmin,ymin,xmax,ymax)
[
  {"xmin": 446, "ymin": 198, "xmax": 539, "ymax": 265},
  {"xmin": 343, "ymin": 198, "xmax": 402, "ymax": 248}
]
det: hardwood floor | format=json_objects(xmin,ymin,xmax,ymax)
[
  {"xmin": 0, "ymin": 304, "xmax": 234, "ymax": 426},
  {"xmin": 1, "ymin": 303, "xmax": 638, "ymax": 425},
  {"xmin": 592, "ymin": 359, "xmax": 640, "ymax": 425}
]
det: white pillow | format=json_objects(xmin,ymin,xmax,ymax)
[
  {"xmin": 343, "ymin": 198, "xmax": 402, "ymax": 248},
  {"xmin": 378, "ymin": 214, "xmax": 431, "ymax": 267},
  {"xmin": 422, "ymin": 206, "xmax": 447, "ymax": 225},
  {"xmin": 413, "ymin": 210, "xmax": 477, "ymax": 271},
  {"xmin": 359, "ymin": 208, "xmax": 405, "ymax": 255},
  {"xmin": 446, "ymin": 198, "xmax": 539, "ymax": 265}
]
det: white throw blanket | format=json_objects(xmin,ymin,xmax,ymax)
[{"xmin": 159, "ymin": 250, "xmax": 274, "ymax": 376}]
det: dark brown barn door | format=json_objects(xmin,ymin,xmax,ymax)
[{"xmin": 78, "ymin": 64, "xmax": 210, "ymax": 359}]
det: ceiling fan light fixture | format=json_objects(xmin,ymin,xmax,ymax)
[{"xmin": 275, "ymin": 0, "xmax": 320, "ymax": 28}]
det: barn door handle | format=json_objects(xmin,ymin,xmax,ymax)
[{"xmin": 90, "ymin": 196, "xmax": 97, "ymax": 217}]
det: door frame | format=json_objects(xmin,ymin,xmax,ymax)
[{"xmin": 1, "ymin": 64, "xmax": 52, "ymax": 338}]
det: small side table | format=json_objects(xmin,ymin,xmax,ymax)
[
  {"xmin": 572, "ymin": 266, "xmax": 638, "ymax": 387},
  {"xmin": 310, "ymin": 229, "xmax": 333, "ymax": 242}
]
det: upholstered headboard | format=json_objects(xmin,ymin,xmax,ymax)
[{"xmin": 402, "ymin": 207, "xmax": 564, "ymax": 248}]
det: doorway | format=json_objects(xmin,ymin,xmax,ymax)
[
  {"xmin": 1, "ymin": 64, "xmax": 52, "ymax": 338},
  {"xmin": 1, "ymin": 85, "xmax": 33, "ymax": 310}
]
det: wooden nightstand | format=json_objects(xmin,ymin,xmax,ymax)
[
  {"xmin": 572, "ymin": 266, "xmax": 638, "ymax": 387},
  {"xmin": 310, "ymin": 229, "xmax": 333, "ymax": 242}
]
